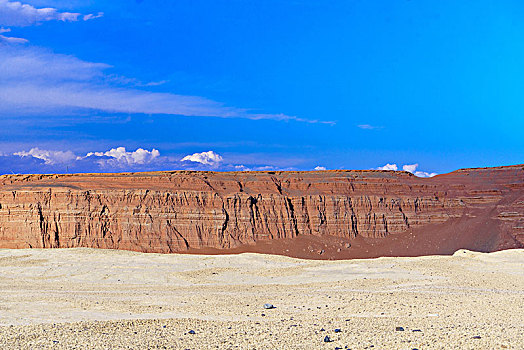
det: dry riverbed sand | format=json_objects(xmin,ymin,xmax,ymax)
[{"xmin": 0, "ymin": 248, "xmax": 522, "ymax": 349}]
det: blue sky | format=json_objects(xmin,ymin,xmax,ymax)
[{"xmin": 0, "ymin": 0, "xmax": 523, "ymax": 175}]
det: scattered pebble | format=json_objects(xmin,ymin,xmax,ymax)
[
  {"xmin": 187, "ymin": 330, "xmax": 195, "ymax": 335},
  {"xmin": 395, "ymin": 327, "xmax": 404, "ymax": 331},
  {"xmin": 324, "ymin": 335, "xmax": 332, "ymax": 343},
  {"xmin": 472, "ymin": 336, "xmax": 481, "ymax": 339},
  {"xmin": 334, "ymin": 328, "xmax": 342, "ymax": 333},
  {"xmin": 263, "ymin": 303, "xmax": 275, "ymax": 309}
]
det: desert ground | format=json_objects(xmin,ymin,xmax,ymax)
[{"xmin": 0, "ymin": 248, "xmax": 522, "ymax": 349}]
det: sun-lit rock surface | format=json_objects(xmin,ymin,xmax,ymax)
[{"xmin": 0, "ymin": 165, "xmax": 522, "ymax": 258}]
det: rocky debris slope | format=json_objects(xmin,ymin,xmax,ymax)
[{"xmin": 0, "ymin": 165, "xmax": 522, "ymax": 258}]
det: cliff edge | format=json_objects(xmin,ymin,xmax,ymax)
[{"xmin": 0, "ymin": 165, "xmax": 522, "ymax": 259}]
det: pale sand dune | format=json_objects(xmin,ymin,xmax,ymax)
[{"xmin": 0, "ymin": 249, "xmax": 522, "ymax": 349}]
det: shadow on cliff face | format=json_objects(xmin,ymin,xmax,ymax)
[
  {"xmin": 186, "ymin": 214, "xmax": 523, "ymax": 261},
  {"xmin": 6, "ymin": 223, "xmax": 519, "ymax": 261}
]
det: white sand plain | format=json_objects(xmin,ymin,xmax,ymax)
[{"xmin": 0, "ymin": 248, "xmax": 522, "ymax": 349}]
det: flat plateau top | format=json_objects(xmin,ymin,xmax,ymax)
[{"xmin": 0, "ymin": 164, "xmax": 522, "ymax": 193}]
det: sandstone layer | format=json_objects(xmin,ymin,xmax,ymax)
[{"xmin": 0, "ymin": 165, "xmax": 522, "ymax": 258}]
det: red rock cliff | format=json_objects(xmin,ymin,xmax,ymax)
[{"xmin": 0, "ymin": 165, "xmax": 522, "ymax": 258}]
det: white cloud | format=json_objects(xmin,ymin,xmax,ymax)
[
  {"xmin": 314, "ymin": 166, "xmax": 326, "ymax": 170},
  {"xmin": 14, "ymin": 147, "xmax": 76, "ymax": 164},
  {"xmin": 181, "ymin": 151, "xmax": 223, "ymax": 166},
  {"xmin": 0, "ymin": 26, "xmax": 27, "ymax": 43},
  {"xmin": 402, "ymin": 163, "xmax": 437, "ymax": 177},
  {"xmin": 0, "ymin": 47, "xmax": 109, "ymax": 81},
  {"xmin": 377, "ymin": 163, "xmax": 398, "ymax": 171},
  {"xmin": 3, "ymin": 147, "xmax": 301, "ymax": 174},
  {"xmin": 0, "ymin": 33, "xmax": 27, "ymax": 43},
  {"xmin": 357, "ymin": 124, "xmax": 382, "ymax": 130},
  {"xmin": 0, "ymin": 46, "xmax": 326, "ymax": 123},
  {"xmin": 233, "ymin": 165, "xmax": 251, "ymax": 171},
  {"xmin": 402, "ymin": 163, "xmax": 418, "ymax": 173},
  {"xmin": 0, "ymin": 0, "xmax": 101, "ymax": 27},
  {"xmin": 85, "ymin": 147, "xmax": 160, "ymax": 166},
  {"xmin": 82, "ymin": 12, "xmax": 103, "ymax": 21},
  {"xmin": 376, "ymin": 163, "xmax": 437, "ymax": 177},
  {"xmin": 12, "ymin": 146, "xmax": 160, "ymax": 168},
  {"xmin": 414, "ymin": 171, "xmax": 437, "ymax": 178}
]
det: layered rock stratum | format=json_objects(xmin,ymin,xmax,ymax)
[{"xmin": 0, "ymin": 165, "xmax": 522, "ymax": 258}]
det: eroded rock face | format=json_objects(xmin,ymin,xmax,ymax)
[{"xmin": 0, "ymin": 165, "xmax": 522, "ymax": 257}]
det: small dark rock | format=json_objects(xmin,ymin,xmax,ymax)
[
  {"xmin": 320, "ymin": 328, "xmax": 325, "ymax": 331},
  {"xmin": 324, "ymin": 336, "xmax": 332, "ymax": 342},
  {"xmin": 334, "ymin": 328, "xmax": 342, "ymax": 333},
  {"xmin": 263, "ymin": 303, "xmax": 275, "ymax": 309},
  {"xmin": 261, "ymin": 313, "xmax": 265, "ymax": 316},
  {"xmin": 188, "ymin": 330, "xmax": 195, "ymax": 335},
  {"xmin": 395, "ymin": 327, "xmax": 405, "ymax": 331},
  {"xmin": 472, "ymin": 336, "xmax": 481, "ymax": 339},
  {"xmin": 335, "ymin": 347, "xmax": 342, "ymax": 350},
  {"xmin": 412, "ymin": 329, "xmax": 422, "ymax": 332}
]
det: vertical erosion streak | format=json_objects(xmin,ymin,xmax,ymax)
[
  {"xmin": 286, "ymin": 197, "xmax": 299, "ymax": 237},
  {"xmin": 271, "ymin": 177, "xmax": 283, "ymax": 195},
  {"xmin": 220, "ymin": 204, "xmax": 229, "ymax": 240},
  {"xmin": 53, "ymin": 214, "xmax": 60, "ymax": 248},
  {"xmin": 99, "ymin": 205, "xmax": 111, "ymax": 247},
  {"xmin": 166, "ymin": 220, "xmax": 189, "ymax": 251},
  {"xmin": 247, "ymin": 196, "xmax": 258, "ymax": 239},
  {"xmin": 347, "ymin": 197, "xmax": 359, "ymax": 236},
  {"xmin": 37, "ymin": 203, "xmax": 47, "ymax": 248},
  {"xmin": 398, "ymin": 202, "xmax": 410, "ymax": 228}
]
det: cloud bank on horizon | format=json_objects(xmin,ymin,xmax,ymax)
[
  {"xmin": 0, "ymin": 146, "xmax": 438, "ymax": 178},
  {"xmin": 0, "ymin": 147, "xmax": 298, "ymax": 174}
]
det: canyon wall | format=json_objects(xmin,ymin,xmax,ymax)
[{"xmin": 0, "ymin": 165, "xmax": 522, "ymax": 257}]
